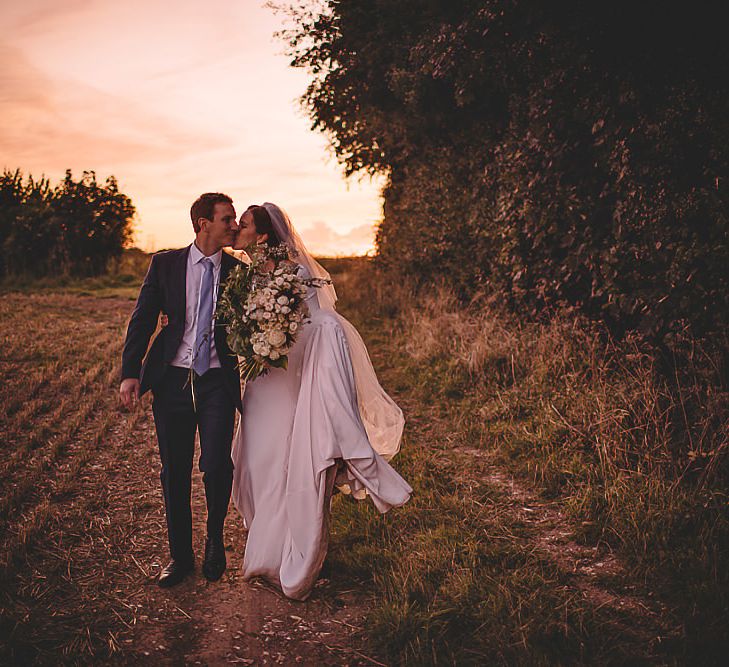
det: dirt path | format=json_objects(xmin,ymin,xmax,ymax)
[
  {"xmin": 460, "ymin": 446, "xmax": 680, "ymax": 657},
  {"xmin": 108, "ymin": 409, "xmax": 380, "ymax": 667},
  {"xmin": 393, "ymin": 389, "xmax": 681, "ymax": 663},
  {"xmin": 111, "ymin": 405, "xmax": 677, "ymax": 665}
]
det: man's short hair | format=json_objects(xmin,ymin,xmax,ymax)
[{"xmin": 190, "ymin": 193, "xmax": 233, "ymax": 233}]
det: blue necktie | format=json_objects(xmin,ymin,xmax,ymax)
[{"xmin": 193, "ymin": 258, "xmax": 214, "ymax": 375}]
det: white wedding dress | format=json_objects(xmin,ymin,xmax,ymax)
[{"xmin": 231, "ymin": 264, "xmax": 412, "ymax": 600}]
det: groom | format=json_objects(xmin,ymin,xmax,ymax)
[{"xmin": 120, "ymin": 192, "xmax": 242, "ymax": 587}]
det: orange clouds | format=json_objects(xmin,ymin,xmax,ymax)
[
  {"xmin": 296, "ymin": 221, "xmax": 377, "ymax": 257},
  {"xmin": 1, "ymin": 1, "xmax": 384, "ymax": 255},
  {"xmin": 0, "ymin": 44, "xmax": 219, "ymax": 168}
]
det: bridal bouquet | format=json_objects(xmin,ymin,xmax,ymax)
[{"xmin": 217, "ymin": 246, "xmax": 309, "ymax": 382}]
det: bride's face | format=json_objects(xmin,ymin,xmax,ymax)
[{"xmin": 234, "ymin": 211, "xmax": 258, "ymax": 250}]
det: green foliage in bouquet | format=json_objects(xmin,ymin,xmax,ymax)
[{"xmin": 216, "ymin": 260, "xmax": 257, "ymax": 375}]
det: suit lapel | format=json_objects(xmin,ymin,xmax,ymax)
[
  {"xmin": 219, "ymin": 251, "xmax": 239, "ymax": 296},
  {"xmin": 173, "ymin": 245, "xmax": 191, "ymax": 316},
  {"xmin": 220, "ymin": 250, "xmax": 234, "ymax": 277}
]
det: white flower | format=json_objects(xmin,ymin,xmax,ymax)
[
  {"xmin": 269, "ymin": 350, "xmax": 280, "ymax": 361},
  {"xmin": 289, "ymin": 322, "xmax": 298, "ymax": 333},
  {"xmin": 276, "ymin": 295, "xmax": 289, "ymax": 305},
  {"xmin": 266, "ymin": 330, "xmax": 287, "ymax": 347},
  {"xmin": 275, "ymin": 277, "xmax": 284, "ymax": 286}
]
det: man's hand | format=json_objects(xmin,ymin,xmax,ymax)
[{"xmin": 120, "ymin": 378, "xmax": 141, "ymax": 409}]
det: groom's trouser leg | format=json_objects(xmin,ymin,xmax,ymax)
[
  {"xmin": 152, "ymin": 367, "xmax": 196, "ymax": 564},
  {"xmin": 195, "ymin": 369, "xmax": 235, "ymax": 543}
]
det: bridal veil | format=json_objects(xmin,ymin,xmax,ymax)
[{"xmin": 261, "ymin": 202, "xmax": 405, "ymax": 460}]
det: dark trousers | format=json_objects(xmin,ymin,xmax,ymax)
[{"xmin": 152, "ymin": 366, "xmax": 235, "ymax": 564}]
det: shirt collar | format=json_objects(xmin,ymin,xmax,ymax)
[{"xmin": 190, "ymin": 241, "xmax": 222, "ymax": 269}]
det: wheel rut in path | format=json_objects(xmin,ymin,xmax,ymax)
[
  {"xmin": 114, "ymin": 417, "xmax": 379, "ymax": 667},
  {"xmin": 455, "ymin": 441, "xmax": 681, "ymax": 660}
]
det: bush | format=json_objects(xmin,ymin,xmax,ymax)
[
  {"xmin": 282, "ymin": 0, "xmax": 729, "ymax": 344},
  {"xmin": 0, "ymin": 169, "xmax": 135, "ymax": 278}
]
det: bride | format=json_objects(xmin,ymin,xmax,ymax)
[{"xmin": 230, "ymin": 202, "xmax": 412, "ymax": 600}]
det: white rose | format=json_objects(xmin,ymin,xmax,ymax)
[
  {"xmin": 266, "ymin": 330, "xmax": 287, "ymax": 347},
  {"xmin": 269, "ymin": 350, "xmax": 280, "ymax": 361},
  {"xmin": 281, "ymin": 306, "xmax": 290, "ymax": 314},
  {"xmin": 289, "ymin": 322, "xmax": 298, "ymax": 333},
  {"xmin": 263, "ymin": 312, "xmax": 272, "ymax": 320},
  {"xmin": 275, "ymin": 277, "xmax": 284, "ymax": 286},
  {"xmin": 277, "ymin": 296, "xmax": 288, "ymax": 305}
]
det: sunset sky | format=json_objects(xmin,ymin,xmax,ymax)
[{"xmin": 0, "ymin": 0, "xmax": 385, "ymax": 255}]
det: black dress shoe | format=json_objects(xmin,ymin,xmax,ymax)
[
  {"xmin": 202, "ymin": 537, "xmax": 226, "ymax": 582},
  {"xmin": 158, "ymin": 559, "xmax": 194, "ymax": 588}
]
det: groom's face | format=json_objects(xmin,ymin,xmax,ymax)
[{"xmin": 203, "ymin": 202, "xmax": 237, "ymax": 247}]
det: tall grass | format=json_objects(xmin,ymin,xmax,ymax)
[{"xmin": 324, "ymin": 259, "xmax": 728, "ymax": 664}]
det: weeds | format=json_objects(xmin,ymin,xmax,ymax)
[{"xmin": 323, "ymin": 258, "xmax": 727, "ymax": 664}]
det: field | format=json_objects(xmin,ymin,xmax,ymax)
[
  {"xmin": 0, "ymin": 281, "xmax": 373, "ymax": 665},
  {"xmin": 0, "ymin": 256, "xmax": 726, "ymax": 665}
]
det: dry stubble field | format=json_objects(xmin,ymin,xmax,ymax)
[{"xmin": 0, "ymin": 288, "xmax": 377, "ymax": 665}]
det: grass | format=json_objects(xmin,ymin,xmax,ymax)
[
  {"xmin": 0, "ymin": 247, "xmax": 150, "ymax": 299},
  {"xmin": 321, "ymin": 258, "xmax": 728, "ymax": 665}
]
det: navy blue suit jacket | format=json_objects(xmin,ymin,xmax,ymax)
[{"xmin": 121, "ymin": 245, "xmax": 243, "ymax": 411}]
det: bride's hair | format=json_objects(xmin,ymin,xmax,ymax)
[{"xmin": 246, "ymin": 204, "xmax": 281, "ymax": 247}]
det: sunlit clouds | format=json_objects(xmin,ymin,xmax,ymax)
[{"xmin": 0, "ymin": 0, "xmax": 384, "ymax": 255}]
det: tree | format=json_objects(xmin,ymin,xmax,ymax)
[
  {"xmin": 281, "ymin": 0, "xmax": 729, "ymax": 342},
  {"xmin": 0, "ymin": 169, "xmax": 135, "ymax": 278}
]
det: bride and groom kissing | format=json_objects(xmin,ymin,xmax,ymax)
[{"xmin": 119, "ymin": 193, "xmax": 412, "ymax": 600}]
